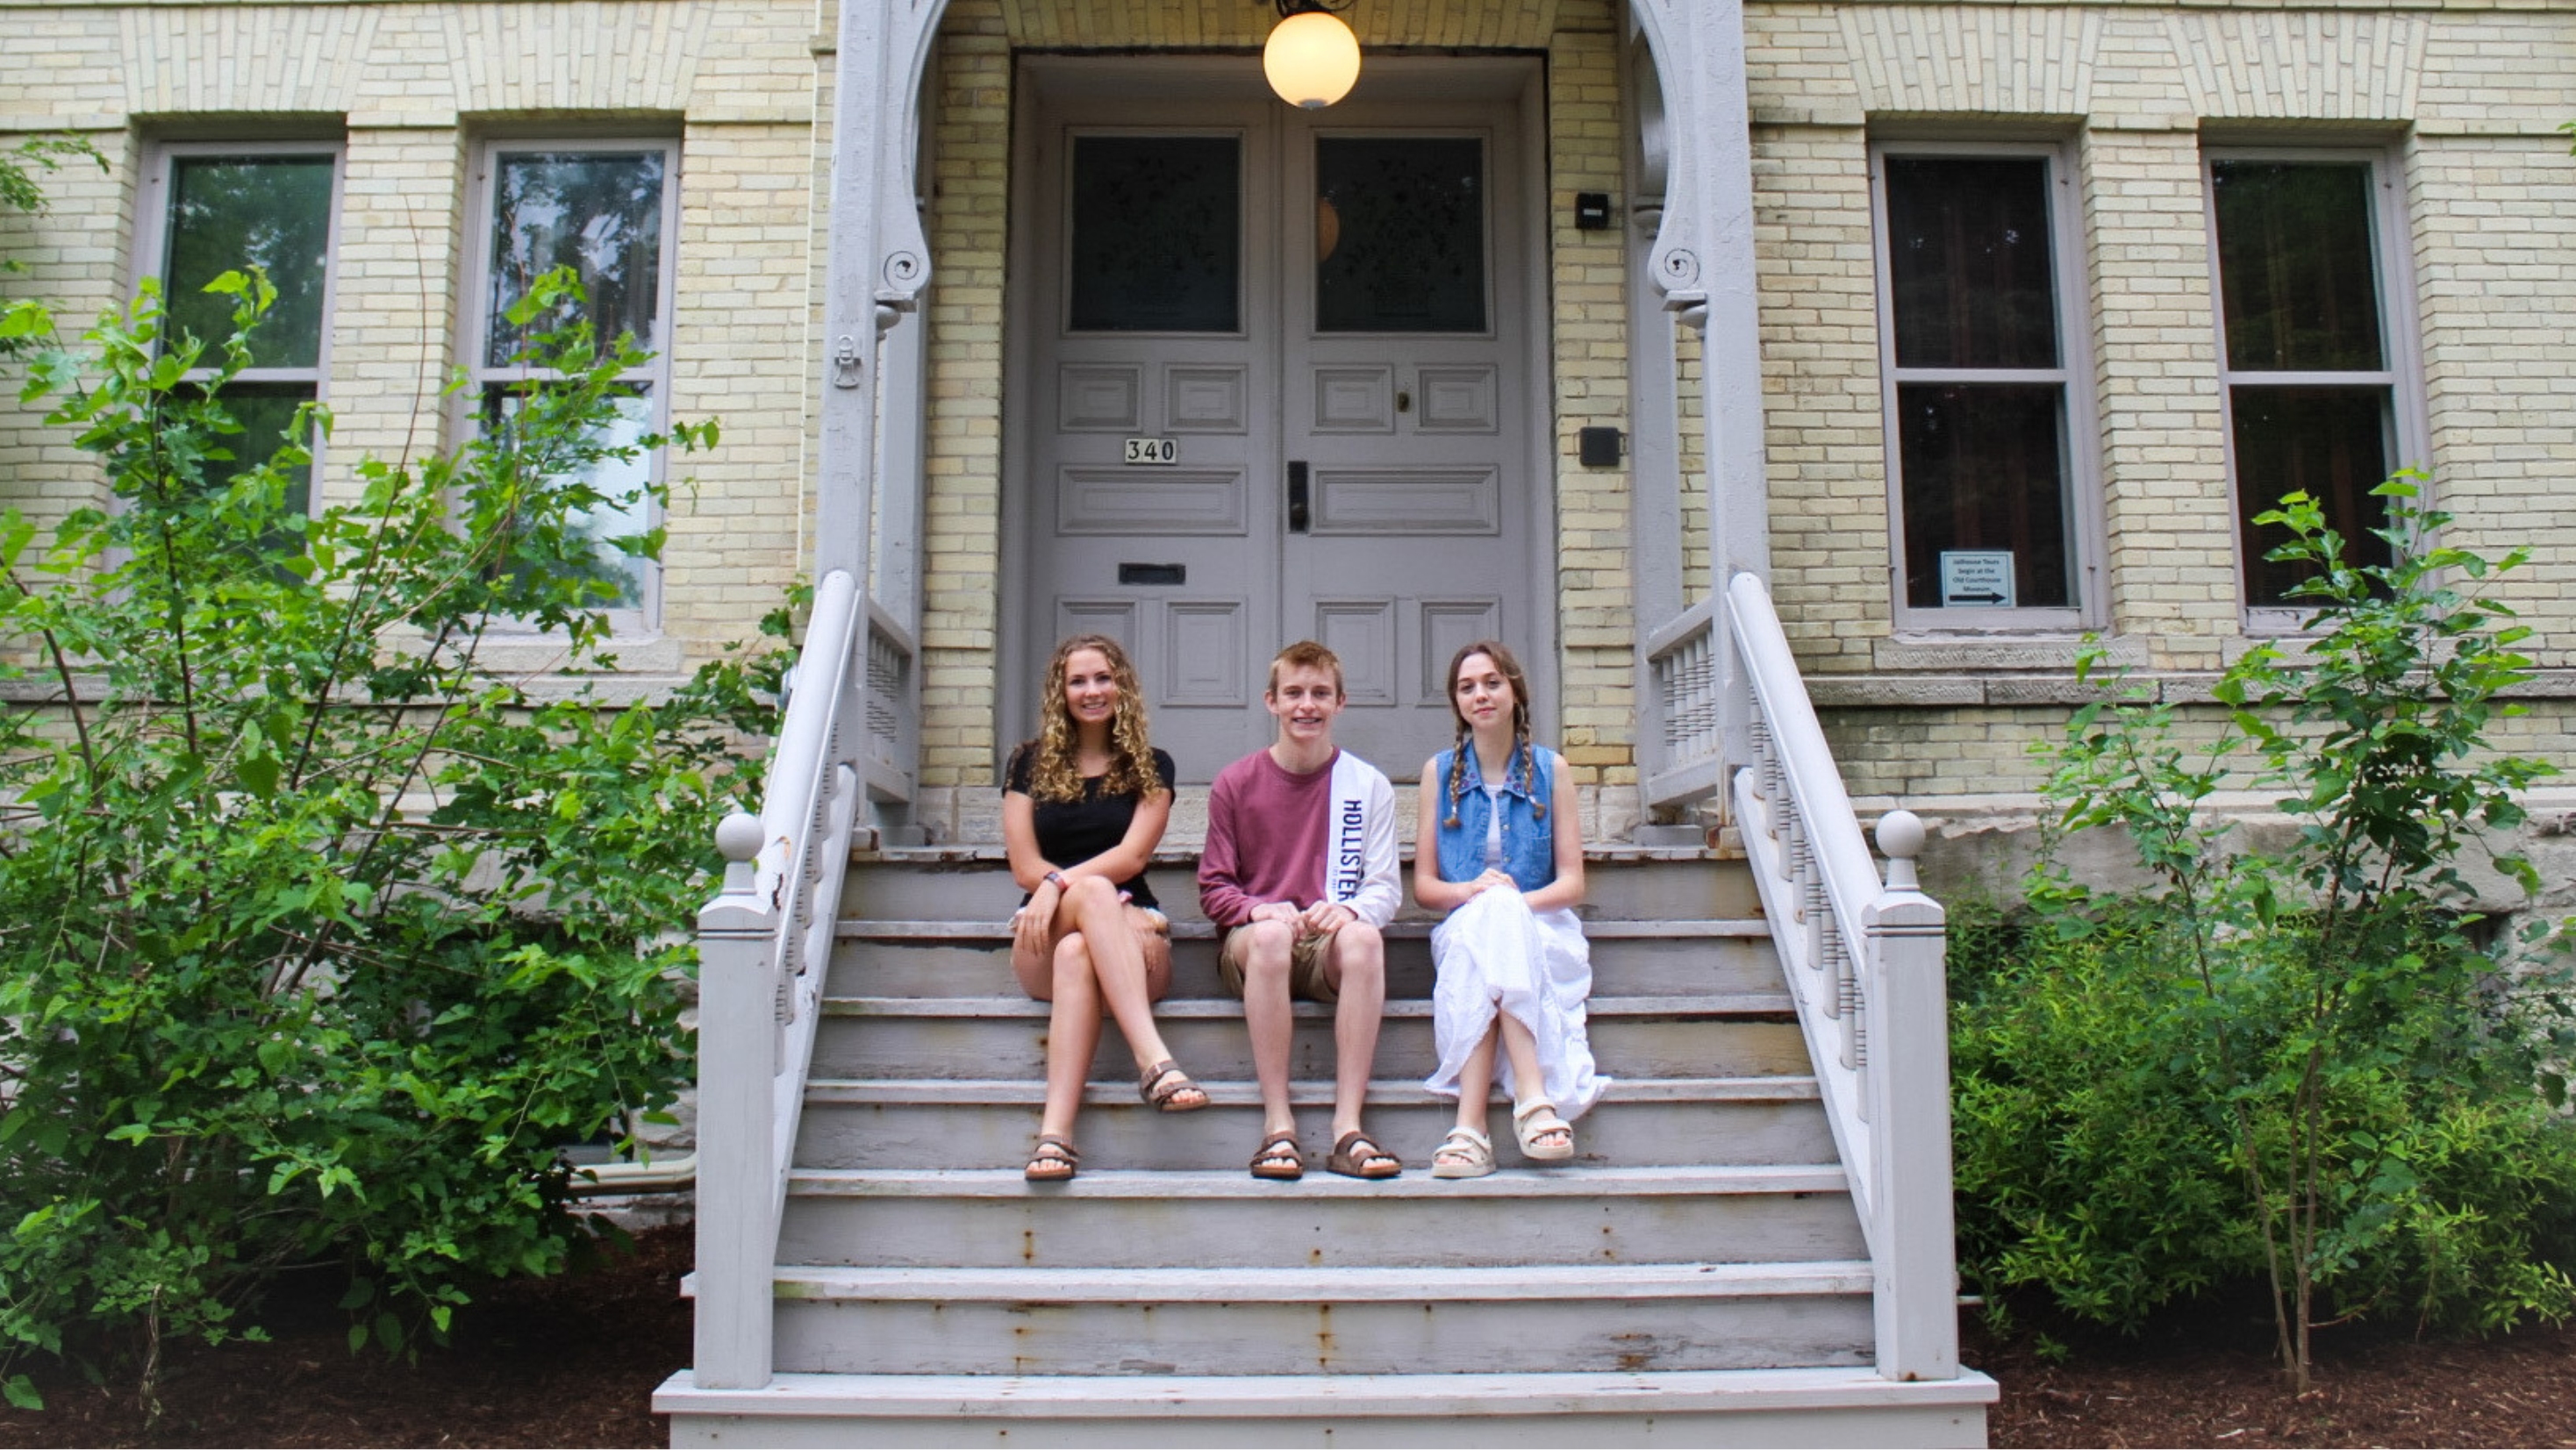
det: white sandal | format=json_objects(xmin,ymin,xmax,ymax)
[
  {"xmin": 1513, "ymin": 1099, "xmax": 1575, "ymax": 1162},
  {"xmin": 1430, "ymin": 1125, "xmax": 1496, "ymax": 1179}
]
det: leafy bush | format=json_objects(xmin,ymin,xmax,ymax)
[
  {"xmin": 1954, "ymin": 477, "xmax": 2576, "ymax": 1387},
  {"xmin": 0, "ymin": 269, "xmax": 781, "ymax": 1411}
]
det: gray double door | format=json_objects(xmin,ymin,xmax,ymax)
[{"xmin": 1016, "ymin": 73, "xmax": 1543, "ymax": 783}]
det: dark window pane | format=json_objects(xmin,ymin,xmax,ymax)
[
  {"xmin": 2212, "ymin": 161, "xmax": 2384, "ymax": 373},
  {"xmin": 486, "ymin": 152, "xmax": 667, "ymax": 366},
  {"xmin": 1316, "ymin": 137, "xmax": 1485, "ymax": 333},
  {"xmin": 1069, "ymin": 136, "xmax": 1240, "ymax": 332},
  {"xmin": 164, "ymin": 154, "xmax": 335, "ymax": 368},
  {"xmin": 199, "ymin": 383, "xmax": 315, "ymax": 516},
  {"xmin": 1897, "ymin": 382, "xmax": 2073, "ymax": 608},
  {"xmin": 2231, "ymin": 385, "xmax": 2393, "ymax": 607},
  {"xmin": 1885, "ymin": 157, "xmax": 2057, "ymax": 369}
]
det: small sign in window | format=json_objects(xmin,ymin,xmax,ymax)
[
  {"xmin": 1939, "ymin": 551, "xmax": 2016, "ymax": 609},
  {"xmin": 1122, "ymin": 437, "xmax": 1179, "ymax": 466}
]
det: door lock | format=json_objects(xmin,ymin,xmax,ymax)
[
  {"xmin": 1396, "ymin": 389, "xmax": 1411, "ymax": 413},
  {"xmin": 1287, "ymin": 461, "xmax": 1310, "ymax": 534}
]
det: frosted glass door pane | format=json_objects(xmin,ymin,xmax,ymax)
[{"xmin": 1314, "ymin": 137, "xmax": 1485, "ymax": 333}]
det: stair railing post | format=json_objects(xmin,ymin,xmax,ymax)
[
  {"xmin": 694, "ymin": 811, "xmax": 779, "ymax": 1389},
  {"xmin": 1864, "ymin": 810, "xmax": 1959, "ymax": 1382}
]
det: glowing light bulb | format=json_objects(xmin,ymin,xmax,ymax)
[{"xmin": 1263, "ymin": 10, "xmax": 1360, "ymax": 110}]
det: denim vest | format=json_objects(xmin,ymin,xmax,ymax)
[{"xmin": 1431, "ymin": 741, "xmax": 1557, "ymax": 893}]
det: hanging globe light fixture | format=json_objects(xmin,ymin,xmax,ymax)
[{"xmin": 1263, "ymin": 0, "xmax": 1361, "ymax": 110}]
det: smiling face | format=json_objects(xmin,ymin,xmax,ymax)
[
  {"xmin": 1451, "ymin": 651, "xmax": 1515, "ymax": 734},
  {"xmin": 1265, "ymin": 662, "xmax": 1346, "ymax": 747},
  {"xmin": 1061, "ymin": 646, "xmax": 1120, "ymax": 734}
]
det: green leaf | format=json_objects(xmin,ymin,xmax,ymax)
[{"xmin": 3, "ymin": 1374, "xmax": 40, "ymax": 1411}]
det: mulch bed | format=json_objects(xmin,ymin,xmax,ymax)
[
  {"xmin": 5, "ymin": 1225, "xmax": 2575, "ymax": 1447},
  {"xmin": 0, "ymin": 1226, "xmax": 693, "ymax": 1449},
  {"xmin": 1974, "ymin": 1308, "xmax": 2576, "ymax": 1448}
]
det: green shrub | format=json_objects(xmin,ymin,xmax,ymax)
[
  {"xmin": 1954, "ymin": 477, "xmax": 2576, "ymax": 1387},
  {"xmin": 0, "ymin": 269, "xmax": 783, "ymax": 1411}
]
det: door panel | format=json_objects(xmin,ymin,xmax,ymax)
[{"xmin": 1020, "ymin": 75, "xmax": 1535, "ymax": 783}]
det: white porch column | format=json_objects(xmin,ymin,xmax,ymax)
[
  {"xmin": 1625, "ymin": 0, "xmax": 1771, "ymax": 784},
  {"xmin": 816, "ymin": 0, "xmax": 951, "ymax": 586}
]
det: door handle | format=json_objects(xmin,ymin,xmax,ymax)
[{"xmin": 1287, "ymin": 461, "xmax": 1310, "ymax": 534}]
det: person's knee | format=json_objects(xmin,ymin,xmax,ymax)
[
  {"xmin": 1338, "ymin": 921, "xmax": 1385, "ymax": 969},
  {"xmin": 1052, "ymin": 932, "xmax": 1093, "ymax": 983},
  {"xmin": 1066, "ymin": 874, "xmax": 1120, "ymax": 914}
]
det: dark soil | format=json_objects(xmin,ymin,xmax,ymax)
[
  {"xmin": 0, "ymin": 1225, "xmax": 692, "ymax": 1449},
  {"xmin": 1973, "ymin": 1306, "xmax": 2576, "ymax": 1448},
  {"xmin": 7, "ymin": 1231, "xmax": 2576, "ymax": 1448}
]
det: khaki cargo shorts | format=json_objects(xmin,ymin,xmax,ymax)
[{"xmin": 1217, "ymin": 921, "xmax": 1340, "ymax": 1004}]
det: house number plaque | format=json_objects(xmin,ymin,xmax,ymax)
[{"xmin": 1122, "ymin": 437, "xmax": 1179, "ymax": 466}]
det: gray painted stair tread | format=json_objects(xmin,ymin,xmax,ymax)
[
  {"xmin": 655, "ymin": 1365, "xmax": 2002, "ymax": 1418},
  {"xmin": 840, "ymin": 917, "xmax": 1773, "ymax": 940},
  {"xmin": 802, "ymin": 1075, "xmax": 1820, "ymax": 1104},
  {"xmin": 821, "ymin": 993, "xmax": 1795, "ymax": 1018},
  {"xmin": 789, "ymin": 1164, "xmax": 1848, "ymax": 1197},
  {"xmin": 767, "ymin": 1261, "xmax": 1873, "ymax": 1302}
]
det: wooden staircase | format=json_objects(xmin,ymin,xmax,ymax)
[{"xmin": 655, "ymin": 846, "xmax": 1996, "ymax": 1446}]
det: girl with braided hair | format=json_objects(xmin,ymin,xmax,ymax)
[
  {"xmin": 1411, "ymin": 641, "xmax": 1606, "ymax": 1178},
  {"xmin": 1004, "ymin": 634, "xmax": 1206, "ymax": 1182}
]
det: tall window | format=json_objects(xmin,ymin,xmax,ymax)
[
  {"xmin": 137, "ymin": 141, "xmax": 345, "ymax": 512},
  {"xmin": 1872, "ymin": 143, "xmax": 2097, "ymax": 625},
  {"xmin": 465, "ymin": 139, "xmax": 679, "ymax": 621},
  {"xmin": 2207, "ymin": 151, "xmax": 2417, "ymax": 613}
]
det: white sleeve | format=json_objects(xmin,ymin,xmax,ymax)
[{"xmin": 1351, "ymin": 770, "xmax": 1401, "ymax": 929}]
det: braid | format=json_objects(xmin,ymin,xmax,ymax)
[
  {"xmin": 1442, "ymin": 725, "xmax": 1470, "ymax": 830},
  {"xmin": 1522, "ymin": 731, "xmax": 1547, "ymax": 821}
]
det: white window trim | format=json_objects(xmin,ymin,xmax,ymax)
[
  {"xmin": 2203, "ymin": 145, "xmax": 2429, "ymax": 633},
  {"xmin": 458, "ymin": 136, "xmax": 683, "ymax": 638},
  {"xmin": 130, "ymin": 138, "xmax": 347, "ymax": 508},
  {"xmin": 1869, "ymin": 139, "xmax": 2105, "ymax": 635}
]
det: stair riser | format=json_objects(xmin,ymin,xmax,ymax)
[
  {"xmin": 811, "ymin": 1016, "xmax": 1812, "ymax": 1082},
  {"xmin": 667, "ymin": 1402, "xmax": 1992, "ymax": 1450},
  {"xmin": 794, "ymin": 1096, "xmax": 1835, "ymax": 1171},
  {"xmin": 776, "ymin": 1189, "xmax": 1867, "ymax": 1269},
  {"xmin": 845, "ymin": 859, "xmax": 1762, "ymax": 924},
  {"xmin": 832, "ymin": 936, "xmax": 1781, "ymax": 1000},
  {"xmin": 770, "ymin": 1294, "xmax": 1872, "ymax": 1377}
]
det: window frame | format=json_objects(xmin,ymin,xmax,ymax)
[
  {"xmin": 1868, "ymin": 137, "xmax": 2105, "ymax": 634},
  {"xmin": 457, "ymin": 135, "xmax": 683, "ymax": 636},
  {"xmin": 129, "ymin": 137, "xmax": 348, "ymax": 512},
  {"xmin": 2202, "ymin": 144, "xmax": 2429, "ymax": 632}
]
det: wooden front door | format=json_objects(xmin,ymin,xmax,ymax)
[{"xmin": 1013, "ymin": 62, "xmax": 1543, "ymax": 783}]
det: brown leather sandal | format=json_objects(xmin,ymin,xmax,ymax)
[
  {"xmin": 1024, "ymin": 1134, "xmax": 1079, "ymax": 1182},
  {"xmin": 1326, "ymin": 1129, "xmax": 1402, "ymax": 1180},
  {"xmin": 1249, "ymin": 1131, "xmax": 1304, "ymax": 1181},
  {"xmin": 1138, "ymin": 1059, "xmax": 1210, "ymax": 1112}
]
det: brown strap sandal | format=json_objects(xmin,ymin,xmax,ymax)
[
  {"xmin": 1137, "ymin": 1059, "xmax": 1210, "ymax": 1112},
  {"xmin": 1249, "ymin": 1131, "xmax": 1304, "ymax": 1181},
  {"xmin": 1327, "ymin": 1129, "xmax": 1402, "ymax": 1181},
  {"xmin": 1024, "ymin": 1134, "xmax": 1079, "ymax": 1182}
]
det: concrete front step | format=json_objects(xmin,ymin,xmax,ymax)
[
  {"xmin": 794, "ymin": 1075, "xmax": 1833, "ymax": 1171},
  {"xmin": 762, "ymin": 1261, "xmax": 1875, "ymax": 1377},
  {"xmin": 775, "ymin": 1165, "xmax": 1865, "ymax": 1269},
  {"xmin": 832, "ymin": 918, "xmax": 1782, "ymax": 999},
  {"xmin": 843, "ymin": 850, "xmax": 1763, "ymax": 924},
  {"xmin": 809, "ymin": 995, "xmax": 1810, "ymax": 1082},
  {"xmin": 655, "ymin": 1366, "xmax": 1999, "ymax": 1449}
]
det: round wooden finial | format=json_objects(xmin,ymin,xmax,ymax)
[
  {"xmin": 1876, "ymin": 809, "xmax": 1925, "ymax": 861},
  {"xmin": 716, "ymin": 811, "xmax": 765, "ymax": 862}
]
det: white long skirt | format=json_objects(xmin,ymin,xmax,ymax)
[{"xmin": 1422, "ymin": 886, "xmax": 1608, "ymax": 1119}]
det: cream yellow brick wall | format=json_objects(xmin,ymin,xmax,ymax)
[
  {"xmin": 1547, "ymin": 4, "xmax": 1635, "ymax": 795},
  {"xmin": 0, "ymin": 0, "xmax": 819, "ymax": 673},
  {"xmin": 1728, "ymin": 0, "xmax": 2576, "ymax": 803},
  {"xmin": 919, "ymin": 1, "xmax": 1013, "ymax": 791}
]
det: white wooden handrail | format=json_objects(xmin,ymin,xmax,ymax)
[
  {"xmin": 692, "ymin": 568, "xmax": 869, "ymax": 1390},
  {"xmin": 1724, "ymin": 569, "xmax": 1960, "ymax": 1383}
]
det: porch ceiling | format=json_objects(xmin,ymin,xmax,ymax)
[{"xmin": 995, "ymin": 0, "xmax": 1571, "ymax": 51}]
